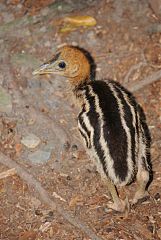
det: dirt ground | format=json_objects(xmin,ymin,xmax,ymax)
[{"xmin": 0, "ymin": 0, "xmax": 161, "ymax": 239}]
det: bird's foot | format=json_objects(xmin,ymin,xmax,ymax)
[
  {"xmin": 132, "ymin": 190, "xmax": 149, "ymax": 205},
  {"xmin": 107, "ymin": 197, "xmax": 129, "ymax": 213}
]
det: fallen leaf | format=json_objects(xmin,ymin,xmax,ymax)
[
  {"xmin": 60, "ymin": 15, "xmax": 96, "ymax": 33},
  {"xmin": 60, "ymin": 25, "xmax": 77, "ymax": 33},
  {"xmin": 69, "ymin": 195, "xmax": 83, "ymax": 208},
  {"xmin": 64, "ymin": 15, "xmax": 97, "ymax": 27}
]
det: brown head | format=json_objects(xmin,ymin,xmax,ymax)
[{"xmin": 33, "ymin": 46, "xmax": 91, "ymax": 87}]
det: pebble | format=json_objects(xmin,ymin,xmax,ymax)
[
  {"xmin": 21, "ymin": 133, "xmax": 40, "ymax": 148},
  {"xmin": 86, "ymin": 31, "xmax": 97, "ymax": 45},
  {"xmin": 2, "ymin": 12, "xmax": 14, "ymax": 23},
  {"xmin": 44, "ymin": 41, "xmax": 51, "ymax": 47},
  {"xmin": 43, "ymin": 142, "xmax": 54, "ymax": 151},
  {"xmin": 17, "ymin": 4, "xmax": 22, "ymax": 9},
  {"xmin": 28, "ymin": 150, "xmax": 51, "ymax": 164},
  {"xmin": 40, "ymin": 26, "xmax": 47, "ymax": 33},
  {"xmin": 40, "ymin": 7, "xmax": 50, "ymax": 17},
  {"xmin": 0, "ymin": 87, "xmax": 12, "ymax": 113}
]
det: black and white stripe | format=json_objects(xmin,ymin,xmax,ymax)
[{"xmin": 76, "ymin": 80, "xmax": 146, "ymax": 186}]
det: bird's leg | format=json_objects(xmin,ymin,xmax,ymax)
[
  {"xmin": 132, "ymin": 167, "xmax": 149, "ymax": 205},
  {"xmin": 103, "ymin": 177, "xmax": 129, "ymax": 212}
]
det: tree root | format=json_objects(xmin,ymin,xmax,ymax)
[
  {"xmin": 128, "ymin": 69, "xmax": 161, "ymax": 92},
  {"xmin": 0, "ymin": 153, "xmax": 102, "ymax": 240},
  {"xmin": 124, "ymin": 62, "xmax": 147, "ymax": 84}
]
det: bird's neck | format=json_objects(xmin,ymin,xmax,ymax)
[
  {"xmin": 71, "ymin": 78, "xmax": 91, "ymax": 107},
  {"xmin": 72, "ymin": 77, "xmax": 90, "ymax": 92},
  {"xmin": 69, "ymin": 74, "xmax": 91, "ymax": 86}
]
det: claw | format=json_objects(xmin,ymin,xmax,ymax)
[
  {"xmin": 132, "ymin": 191, "xmax": 149, "ymax": 205},
  {"xmin": 107, "ymin": 197, "xmax": 129, "ymax": 213}
]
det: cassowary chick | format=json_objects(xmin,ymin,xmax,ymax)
[{"xmin": 33, "ymin": 46, "xmax": 151, "ymax": 212}]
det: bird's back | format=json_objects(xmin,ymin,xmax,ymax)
[{"xmin": 77, "ymin": 80, "xmax": 142, "ymax": 186}]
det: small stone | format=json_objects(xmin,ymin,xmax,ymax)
[
  {"xmin": 41, "ymin": 7, "xmax": 50, "ymax": 16},
  {"xmin": 24, "ymin": 29, "xmax": 31, "ymax": 36},
  {"xmin": 21, "ymin": 133, "xmax": 40, "ymax": 148},
  {"xmin": 44, "ymin": 41, "xmax": 51, "ymax": 47},
  {"xmin": 17, "ymin": 4, "xmax": 22, "ymax": 9},
  {"xmin": 43, "ymin": 142, "xmax": 54, "ymax": 151},
  {"xmin": 27, "ymin": 118, "xmax": 36, "ymax": 125},
  {"xmin": 28, "ymin": 150, "xmax": 51, "ymax": 164},
  {"xmin": 0, "ymin": 87, "xmax": 12, "ymax": 113},
  {"xmin": 40, "ymin": 26, "xmax": 47, "ymax": 33}
]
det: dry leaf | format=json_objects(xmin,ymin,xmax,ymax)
[
  {"xmin": 69, "ymin": 195, "xmax": 83, "ymax": 207},
  {"xmin": 60, "ymin": 25, "xmax": 77, "ymax": 33},
  {"xmin": 64, "ymin": 16, "xmax": 97, "ymax": 27},
  {"xmin": 60, "ymin": 15, "xmax": 96, "ymax": 33},
  {"xmin": 19, "ymin": 231, "xmax": 37, "ymax": 240}
]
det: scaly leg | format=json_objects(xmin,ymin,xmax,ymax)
[
  {"xmin": 132, "ymin": 125, "xmax": 151, "ymax": 205},
  {"xmin": 132, "ymin": 166, "xmax": 149, "ymax": 204},
  {"xmin": 104, "ymin": 177, "xmax": 129, "ymax": 212}
]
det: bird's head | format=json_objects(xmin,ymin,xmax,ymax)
[{"xmin": 33, "ymin": 45, "xmax": 91, "ymax": 87}]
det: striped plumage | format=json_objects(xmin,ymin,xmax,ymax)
[
  {"xmin": 33, "ymin": 46, "xmax": 151, "ymax": 212},
  {"xmin": 76, "ymin": 79, "xmax": 150, "ymax": 189}
]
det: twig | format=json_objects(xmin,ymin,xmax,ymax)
[
  {"xmin": 128, "ymin": 69, "xmax": 161, "ymax": 92},
  {"xmin": 0, "ymin": 168, "xmax": 16, "ymax": 180},
  {"xmin": 52, "ymin": 191, "xmax": 66, "ymax": 202},
  {"xmin": 0, "ymin": 153, "xmax": 102, "ymax": 240}
]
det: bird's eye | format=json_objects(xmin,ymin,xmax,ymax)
[{"xmin": 58, "ymin": 61, "xmax": 66, "ymax": 69}]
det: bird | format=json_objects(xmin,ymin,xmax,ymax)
[{"xmin": 33, "ymin": 45, "xmax": 151, "ymax": 212}]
